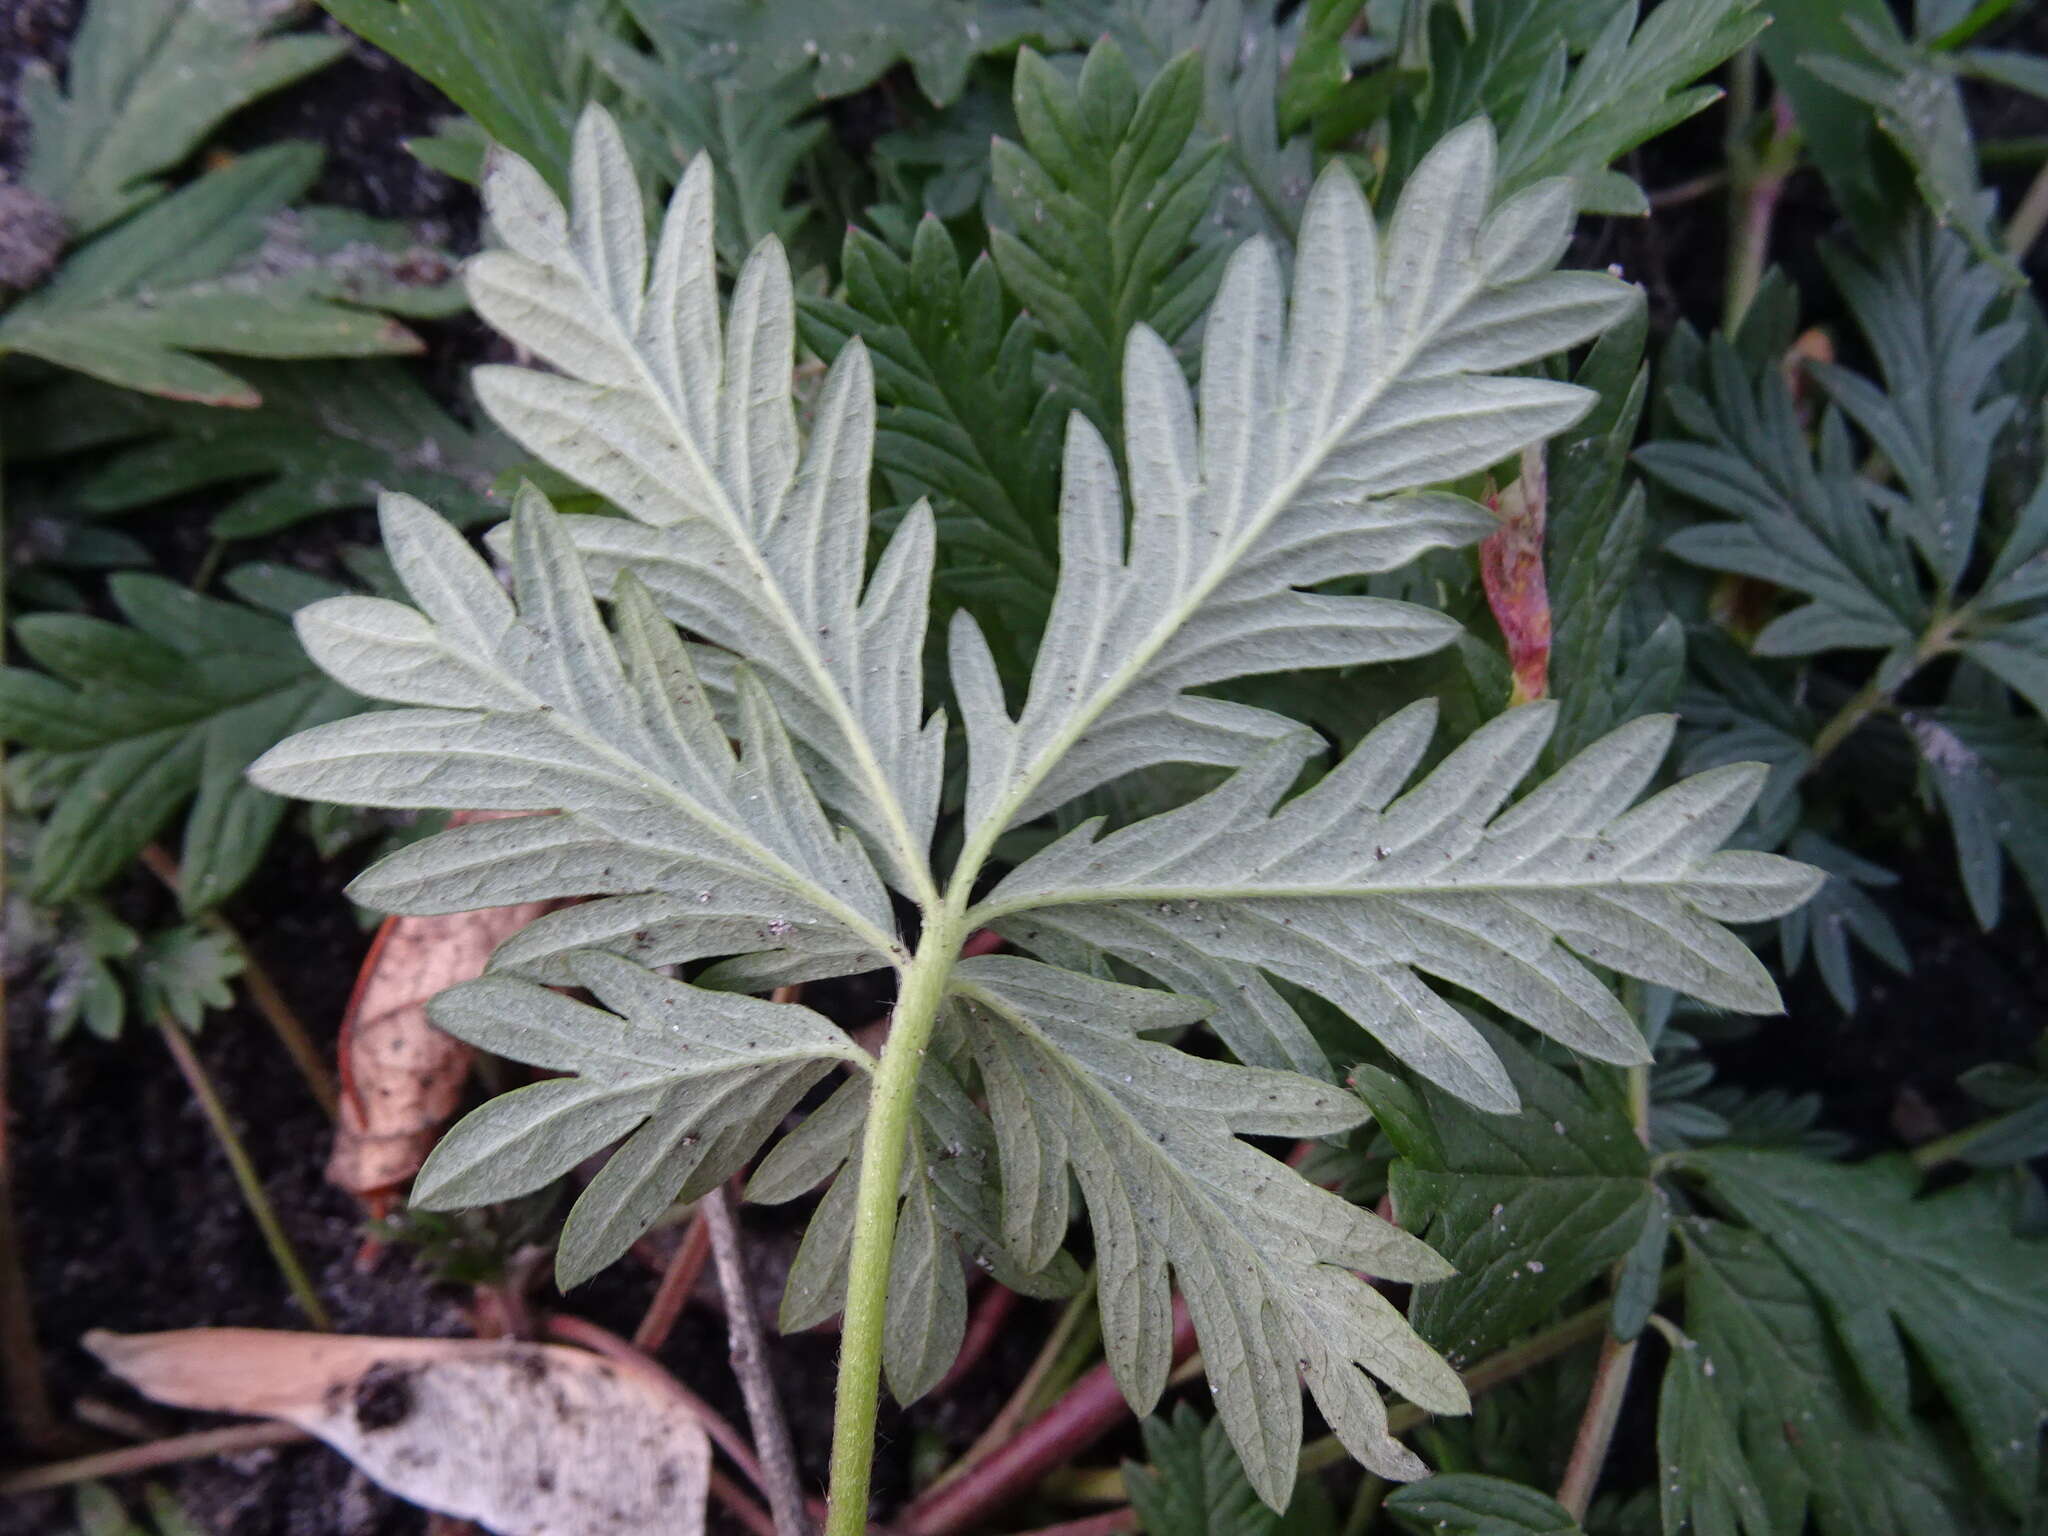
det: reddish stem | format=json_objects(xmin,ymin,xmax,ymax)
[
  {"xmin": 936, "ymin": 1283, "xmax": 1017, "ymax": 1397},
  {"xmin": 634, "ymin": 1209, "xmax": 713, "ymax": 1353},
  {"xmin": 0, "ymin": 1421, "xmax": 309, "ymax": 1493},
  {"xmin": 712, "ymin": 1467, "xmax": 782, "ymax": 1536},
  {"xmin": 903, "ymin": 1299, "xmax": 1197, "ymax": 1536},
  {"xmin": 1012, "ymin": 1513, "xmax": 1140, "ymax": 1536}
]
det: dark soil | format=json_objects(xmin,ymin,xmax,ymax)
[{"xmin": 4, "ymin": 3, "xmax": 2048, "ymax": 1534}]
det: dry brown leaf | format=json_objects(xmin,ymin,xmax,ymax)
[
  {"xmin": 88, "ymin": 1329, "xmax": 709, "ymax": 1536},
  {"xmin": 330, "ymin": 813, "xmax": 552, "ymax": 1211}
]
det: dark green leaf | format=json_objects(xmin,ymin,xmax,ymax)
[
  {"xmin": 322, "ymin": 0, "xmax": 580, "ymax": 191},
  {"xmin": 1383, "ymin": 1474, "xmax": 1582, "ymax": 1535},
  {"xmin": 1653, "ymin": 1315, "xmax": 1776, "ymax": 1536},
  {"xmin": 1678, "ymin": 1220, "xmax": 2002, "ymax": 1536},
  {"xmin": 1776, "ymin": 831, "xmax": 1909, "ymax": 1014},
  {"xmin": 37, "ymin": 899, "xmax": 138, "ymax": 1042},
  {"xmin": 1491, "ymin": 0, "xmax": 1766, "ymax": 215},
  {"xmin": 989, "ymin": 41, "xmax": 1225, "ymax": 447},
  {"xmin": 598, "ymin": 8, "xmax": 827, "ymax": 267},
  {"xmin": 0, "ymin": 573, "xmax": 355, "ymax": 910},
  {"xmin": 0, "ymin": 150, "xmax": 437, "ymax": 406},
  {"xmin": 1546, "ymin": 291, "xmax": 1656, "ymax": 763},
  {"xmin": 20, "ymin": 0, "xmax": 347, "ymax": 236},
  {"xmin": 1807, "ymin": 224, "xmax": 2020, "ymax": 594},
  {"xmin": 1679, "ymin": 1149, "xmax": 2048, "ymax": 1510},
  {"xmin": 1103, "ymin": 0, "xmax": 1316, "ymax": 244},
  {"xmin": 1642, "ymin": 334, "xmax": 1927, "ymax": 659},
  {"xmin": 1359, "ymin": 1023, "xmax": 1654, "ymax": 1366},
  {"xmin": 1802, "ymin": 26, "xmax": 2008, "ymax": 272},
  {"xmin": 1609, "ymin": 1188, "xmax": 1670, "ymax": 1343},
  {"xmin": 1907, "ymin": 709, "xmax": 2048, "ymax": 931},
  {"xmin": 133, "ymin": 925, "xmax": 243, "ymax": 1031},
  {"xmin": 53, "ymin": 363, "xmax": 515, "ymax": 538},
  {"xmin": 1126, "ymin": 1403, "xmax": 1284, "ymax": 1536},
  {"xmin": 608, "ymin": 0, "xmax": 1082, "ymax": 107},
  {"xmin": 798, "ymin": 218, "xmax": 1064, "ymax": 672},
  {"xmin": 1382, "ymin": 0, "xmax": 1762, "ymax": 216},
  {"xmin": 1756, "ymin": 0, "xmax": 1911, "ymax": 240}
]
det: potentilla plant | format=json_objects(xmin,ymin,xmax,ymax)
[{"xmin": 249, "ymin": 107, "xmax": 1820, "ymax": 1530}]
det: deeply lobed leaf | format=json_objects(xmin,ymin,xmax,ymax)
[
  {"xmin": 0, "ymin": 572, "xmax": 355, "ymax": 912},
  {"xmin": 464, "ymin": 112, "xmax": 945, "ymax": 901},
  {"xmin": 248, "ymin": 101, "xmax": 1826, "ymax": 1511},
  {"xmin": 952, "ymin": 957, "xmax": 1462, "ymax": 1504},
  {"xmin": 1358, "ymin": 1024, "xmax": 1655, "ymax": 1363},
  {"xmin": 20, "ymin": 0, "xmax": 347, "ymax": 236},
  {"xmin": 948, "ymin": 121, "xmax": 1635, "ymax": 848},
  {"xmin": 416, "ymin": 950, "xmax": 865, "ymax": 1286},
  {"xmin": 250, "ymin": 491, "xmax": 901, "ymax": 986},
  {"xmin": 981, "ymin": 702, "xmax": 1818, "ymax": 1107},
  {"xmin": 1679, "ymin": 1149, "xmax": 2048, "ymax": 1510},
  {"xmin": 0, "ymin": 149, "xmax": 437, "ymax": 407}
]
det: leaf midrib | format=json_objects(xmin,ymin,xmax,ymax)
[
  {"xmin": 401, "ymin": 694, "xmax": 903, "ymax": 959},
  {"xmin": 957, "ymin": 253, "xmax": 1490, "ymax": 878},
  {"xmin": 982, "ymin": 983, "xmax": 1307, "ymax": 1297},
  {"xmin": 970, "ymin": 867, "xmax": 1741, "ymax": 924},
  {"xmin": 553, "ymin": 228, "xmax": 939, "ymax": 909}
]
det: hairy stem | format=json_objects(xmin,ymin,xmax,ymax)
[
  {"xmin": 705, "ymin": 1186, "xmax": 811, "ymax": 1536},
  {"xmin": 156, "ymin": 1016, "xmax": 332, "ymax": 1330},
  {"xmin": 1805, "ymin": 673, "xmax": 1892, "ymax": 773},
  {"xmin": 1909, "ymin": 1105, "xmax": 2040, "ymax": 1170},
  {"xmin": 826, "ymin": 911, "xmax": 967, "ymax": 1536}
]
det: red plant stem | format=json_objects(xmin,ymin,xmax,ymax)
[
  {"xmin": 713, "ymin": 1467, "xmax": 783, "ymax": 1536},
  {"xmin": 936, "ymin": 1283, "xmax": 1017, "ymax": 1397},
  {"xmin": 902, "ymin": 1299, "xmax": 1197, "ymax": 1536},
  {"xmin": 0, "ymin": 1421, "xmax": 310, "ymax": 1493},
  {"xmin": 1012, "ymin": 1513, "xmax": 1140, "ymax": 1536},
  {"xmin": 634, "ymin": 1208, "xmax": 713, "ymax": 1353}
]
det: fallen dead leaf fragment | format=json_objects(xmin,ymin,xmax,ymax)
[
  {"xmin": 330, "ymin": 812, "xmax": 553, "ymax": 1211},
  {"xmin": 88, "ymin": 1329, "xmax": 708, "ymax": 1536}
]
